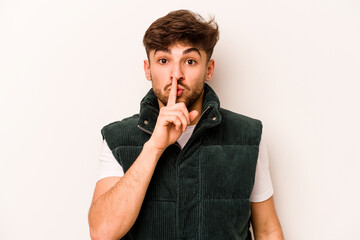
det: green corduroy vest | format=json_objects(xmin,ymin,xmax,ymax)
[{"xmin": 101, "ymin": 84, "xmax": 262, "ymax": 240}]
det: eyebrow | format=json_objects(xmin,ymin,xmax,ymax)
[
  {"xmin": 154, "ymin": 47, "xmax": 202, "ymax": 57},
  {"xmin": 183, "ymin": 47, "xmax": 201, "ymax": 56},
  {"xmin": 154, "ymin": 48, "xmax": 170, "ymax": 56}
]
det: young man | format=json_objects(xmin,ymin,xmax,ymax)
[{"xmin": 88, "ymin": 10, "xmax": 283, "ymax": 240}]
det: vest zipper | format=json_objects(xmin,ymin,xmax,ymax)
[
  {"xmin": 137, "ymin": 125, "xmax": 152, "ymax": 135},
  {"xmin": 199, "ymin": 106, "xmax": 211, "ymax": 120},
  {"xmin": 175, "ymin": 106, "xmax": 212, "ymax": 239},
  {"xmin": 188, "ymin": 106, "xmax": 211, "ymax": 140}
]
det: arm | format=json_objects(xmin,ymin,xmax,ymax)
[
  {"xmin": 88, "ymin": 141, "xmax": 164, "ymax": 240},
  {"xmin": 88, "ymin": 78, "xmax": 198, "ymax": 240},
  {"xmin": 251, "ymin": 196, "xmax": 284, "ymax": 240}
]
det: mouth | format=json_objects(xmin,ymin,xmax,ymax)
[
  {"xmin": 177, "ymin": 88, "xmax": 184, "ymax": 96},
  {"xmin": 168, "ymin": 85, "xmax": 185, "ymax": 97}
]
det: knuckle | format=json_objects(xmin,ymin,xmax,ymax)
[
  {"xmin": 180, "ymin": 105, "xmax": 189, "ymax": 114},
  {"xmin": 176, "ymin": 111, "xmax": 183, "ymax": 117},
  {"xmin": 179, "ymin": 102, "xmax": 186, "ymax": 108}
]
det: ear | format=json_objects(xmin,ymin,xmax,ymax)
[
  {"xmin": 144, "ymin": 59, "xmax": 151, "ymax": 81},
  {"xmin": 205, "ymin": 59, "xmax": 215, "ymax": 82}
]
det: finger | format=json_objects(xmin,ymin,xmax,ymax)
[
  {"xmin": 162, "ymin": 115, "xmax": 182, "ymax": 130},
  {"xmin": 163, "ymin": 111, "xmax": 188, "ymax": 131},
  {"xmin": 177, "ymin": 112, "xmax": 188, "ymax": 132},
  {"xmin": 189, "ymin": 110, "xmax": 199, "ymax": 123},
  {"xmin": 170, "ymin": 116, "xmax": 182, "ymax": 131},
  {"xmin": 167, "ymin": 102, "xmax": 190, "ymax": 125},
  {"xmin": 167, "ymin": 77, "xmax": 177, "ymax": 106},
  {"xmin": 177, "ymin": 103, "xmax": 190, "ymax": 125},
  {"xmin": 174, "ymin": 118, "xmax": 181, "ymax": 131}
]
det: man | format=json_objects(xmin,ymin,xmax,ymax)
[{"xmin": 88, "ymin": 9, "xmax": 283, "ymax": 240}]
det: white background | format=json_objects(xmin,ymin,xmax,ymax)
[{"xmin": 1, "ymin": 0, "xmax": 359, "ymax": 239}]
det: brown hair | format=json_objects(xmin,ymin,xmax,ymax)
[{"xmin": 143, "ymin": 9, "xmax": 219, "ymax": 62}]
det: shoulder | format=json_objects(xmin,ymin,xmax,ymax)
[
  {"xmin": 101, "ymin": 114, "xmax": 139, "ymax": 136},
  {"xmin": 217, "ymin": 108, "xmax": 263, "ymax": 145},
  {"xmin": 220, "ymin": 108, "xmax": 262, "ymax": 130},
  {"xmin": 100, "ymin": 114, "xmax": 144, "ymax": 150}
]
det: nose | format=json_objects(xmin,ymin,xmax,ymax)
[{"xmin": 171, "ymin": 62, "xmax": 184, "ymax": 81}]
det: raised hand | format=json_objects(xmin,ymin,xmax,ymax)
[{"xmin": 148, "ymin": 78, "xmax": 198, "ymax": 151}]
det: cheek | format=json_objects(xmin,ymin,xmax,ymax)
[
  {"xmin": 150, "ymin": 68, "xmax": 169, "ymax": 90},
  {"xmin": 185, "ymin": 67, "xmax": 204, "ymax": 79},
  {"xmin": 151, "ymin": 65, "xmax": 169, "ymax": 78}
]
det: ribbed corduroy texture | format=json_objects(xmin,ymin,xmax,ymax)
[{"xmin": 101, "ymin": 84, "xmax": 262, "ymax": 240}]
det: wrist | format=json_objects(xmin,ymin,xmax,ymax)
[{"xmin": 144, "ymin": 139, "xmax": 166, "ymax": 157}]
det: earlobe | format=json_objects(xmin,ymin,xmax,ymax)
[
  {"xmin": 144, "ymin": 60, "xmax": 151, "ymax": 81},
  {"xmin": 205, "ymin": 59, "xmax": 215, "ymax": 82}
]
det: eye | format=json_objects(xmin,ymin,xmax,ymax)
[
  {"xmin": 186, "ymin": 59, "xmax": 196, "ymax": 65},
  {"xmin": 158, "ymin": 58, "xmax": 168, "ymax": 64}
]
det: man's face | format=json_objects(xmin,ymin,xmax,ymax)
[{"xmin": 144, "ymin": 43, "xmax": 215, "ymax": 111}]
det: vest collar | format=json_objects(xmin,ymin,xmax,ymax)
[{"xmin": 138, "ymin": 83, "xmax": 221, "ymax": 134}]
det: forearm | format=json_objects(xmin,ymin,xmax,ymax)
[
  {"xmin": 251, "ymin": 197, "xmax": 284, "ymax": 240},
  {"xmin": 254, "ymin": 228, "xmax": 284, "ymax": 240},
  {"xmin": 88, "ymin": 141, "xmax": 163, "ymax": 240},
  {"xmin": 252, "ymin": 214, "xmax": 283, "ymax": 240}
]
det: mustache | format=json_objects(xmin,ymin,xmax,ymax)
[{"xmin": 164, "ymin": 83, "xmax": 190, "ymax": 91}]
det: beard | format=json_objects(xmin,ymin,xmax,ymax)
[{"xmin": 152, "ymin": 76, "xmax": 206, "ymax": 109}]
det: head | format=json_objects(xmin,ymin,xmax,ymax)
[
  {"xmin": 143, "ymin": 10, "xmax": 219, "ymax": 110},
  {"xmin": 143, "ymin": 9, "xmax": 219, "ymax": 63}
]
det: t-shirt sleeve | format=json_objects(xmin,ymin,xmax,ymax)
[
  {"xmin": 249, "ymin": 135, "xmax": 274, "ymax": 202},
  {"xmin": 97, "ymin": 139, "xmax": 124, "ymax": 181}
]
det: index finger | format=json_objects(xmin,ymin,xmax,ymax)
[{"xmin": 167, "ymin": 77, "xmax": 177, "ymax": 106}]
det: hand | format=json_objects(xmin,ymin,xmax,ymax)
[{"xmin": 148, "ymin": 78, "xmax": 198, "ymax": 151}]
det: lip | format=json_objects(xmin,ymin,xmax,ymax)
[
  {"xmin": 168, "ymin": 85, "xmax": 184, "ymax": 92},
  {"xmin": 169, "ymin": 85, "xmax": 184, "ymax": 90},
  {"xmin": 177, "ymin": 89, "xmax": 184, "ymax": 96}
]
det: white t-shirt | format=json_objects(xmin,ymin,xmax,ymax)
[{"xmin": 98, "ymin": 125, "xmax": 273, "ymax": 202}]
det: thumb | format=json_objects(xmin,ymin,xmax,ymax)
[{"xmin": 189, "ymin": 110, "xmax": 199, "ymax": 123}]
